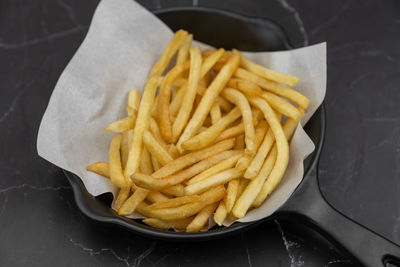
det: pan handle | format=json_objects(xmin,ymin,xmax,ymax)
[{"xmin": 278, "ymin": 170, "xmax": 400, "ymax": 266}]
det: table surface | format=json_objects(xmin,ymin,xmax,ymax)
[{"xmin": 1, "ymin": 0, "xmax": 399, "ymax": 266}]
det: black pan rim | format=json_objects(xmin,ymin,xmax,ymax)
[{"xmin": 63, "ymin": 6, "xmax": 327, "ymax": 241}]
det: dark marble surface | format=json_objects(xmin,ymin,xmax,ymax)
[{"xmin": 1, "ymin": 0, "xmax": 399, "ymax": 266}]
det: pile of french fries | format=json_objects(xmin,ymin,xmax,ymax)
[{"xmin": 87, "ymin": 30, "xmax": 309, "ymax": 232}]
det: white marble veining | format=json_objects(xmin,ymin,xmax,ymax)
[
  {"xmin": 309, "ymin": 0, "xmax": 353, "ymax": 36},
  {"xmin": 275, "ymin": 0, "xmax": 309, "ymax": 46},
  {"xmin": 275, "ymin": 220, "xmax": 305, "ymax": 267}
]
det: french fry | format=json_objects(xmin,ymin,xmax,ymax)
[
  {"xmin": 234, "ymin": 134, "xmax": 245, "ymax": 150},
  {"xmin": 86, "ymin": 162, "xmax": 109, "ymax": 178},
  {"xmin": 222, "ymin": 88, "xmax": 256, "ymax": 154},
  {"xmin": 214, "ymin": 201, "xmax": 228, "ymax": 226},
  {"xmin": 225, "ymin": 179, "xmax": 239, "ymax": 213},
  {"xmin": 215, "ymin": 96, "xmax": 233, "ymax": 112},
  {"xmin": 185, "ymin": 168, "xmax": 242, "ymax": 195},
  {"xmin": 174, "ymin": 78, "xmax": 187, "ymax": 88},
  {"xmin": 244, "ymin": 128, "xmax": 274, "ymax": 179},
  {"xmin": 121, "ymin": 129, "xmax": 134, "ymax": 169},
  {"xmin": 161, "ymin": 184, "xmax": 185, "ymax": 197},
  {"xmin": 176, "ymin": 34, "xmax": 193, "ymax": 65},
  {"xmin": 139, "ymin": 147, "xmax": 153, "ymax": 174},
  {"xmin": 186, "ymin": 203, "xmax": 218, "ymax": 232},
  {"xmin": 176, "ymin": 51, "xmax": 240, "ymax": 152},
  {"xmin": 132, "ymin": 150, "xmax": 241, "ymax": 190},
  {"xmin": 109, "ymin": 135, "xmax": 129, "ymax": 188},
  {"xmin": 210, "ymin": 102, "xmax": 221, "ymax": 124},
  {"xmin": 124, "ymin": 73, "xmax": 159, "ymax": 179},
  {"xmin": 158, "ymin": 61, "xmax": 190, "ymax": 142},
  {"xmin": 114, "ymin": 187, "xmax": 131, "ymax": 211},
  {"xmin": 148, "ymin": 195, "xmax": 202, "ymax": 210},
  {"xmin": 146, "ymin": 191, "xmax": 170, "ymax": 203},
  {"xmin": 118, "ymin": 188, "xmax": 149, "ymax": 216},
  {"xmin": 146, "ymin": 185, "xmax": 225, "ymax": 221},
  {"xmin": 126, "ymin": 89, "xmax": 141, "ymax": 117},
  {"xmin": 187, "ymin": 153, "xmax": 242, "ymax": 185},
  {"xmin": 172, "ymin": 47, "xmax": 202, "ymax": 142},
  {"xmin": 143, "ymin": 131, "xmax": 173, "ymax": 166},
  {"xmin": 104, "ymin": 117, "xmax": 136, "ymax": 133},
  {"xmin": 235, "ymin": 120, "xmax": 269, "ymax": 171},
  {"xmin": 152, "ymin": 138, "xmax": 235, "ymax": 178},
  {"xmin": 261, "ymin": 92, "xmax": 300, "ymax": 120},
  {"xmin": 247, "ymin": 97, "xmax": 289, "ymax": 205},
  {"xmin": 149, "ymin": 117, "xmax": 168, "ymax": 149},
  {"xmin": 237, "ymin": 50, "xmax": 299, "ymax": 86},
  {"xmin": 227, "ymin": 78, "xmax": 262, "ymax": 97},
  {"xmin": 232, "ymin": 147, "xmax": 277, "ymax": 218},
  {"xmin": 150, "ymin": 30, "xmax": 188, "ymax": 76},
  {"xmin": 170, "ymin": 83, "xmax": 186, "ymax": 117},
  {"xmin": 167, "ymin": 144, "xmax": 180, "ymax": 159},
  {"xmin": 234, "ymin": 68, "xmax": 309, "ymax": 109},
  {"xmin": 181, "ymin": 108, "xmax": 241, "ymax": 151},
  {"xmin": 151, "ymin": 155, "xmax": 161, "ymax": 171},
  {"xmin": 215, "ymin": 113, "xmax": 260, "ymax": 142},
  {"xmin": 142, "ymin": 217, "xmax": 193, "ymax": 230},
  {"xmin": 237, "ymin": 178, "xmax": 249, "ymax": 199}
]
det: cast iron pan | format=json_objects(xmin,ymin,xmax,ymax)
[{"xmin": 64, "ymin": 6, "xmax": 400, "ymax": 267}]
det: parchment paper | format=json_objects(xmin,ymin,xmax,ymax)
[{"xmin": 37, "ymin": 0, "xmax": 326, "ymax": 223}]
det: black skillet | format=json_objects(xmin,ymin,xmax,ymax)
[{"xmin": 64, "ymin": 7, "xmax": 400, "ymax": 267}]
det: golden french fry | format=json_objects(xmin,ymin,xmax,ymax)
[
  {"xmin": 182, "ymin": 107, "xmax": 241, "ymax": 151},
  {"xmin": 210, "ymin": 102, "xmax": 221, "ymax": 125},
  {"xmin": 149, "ymin": 117, "xmax": 168, "ymax": 149},
  {"xmin": 234, "ymin": 68, "xmax": 309, "ymax": 109},
  {"xmin": 126, "ymin": 89, "xmax": 141, "ymax": 117},
  {"xmin": 152, "ymin": 138, "xmax": 235, "ymax": 178},
  {"xmin": 104, "ymin": 117, "xmax": 136, "ymax": 133},
  {"xmin": 174, "ymin": 78, "xmax": 187, "ymax": 88},
  {"xmin": 176, "ymin": 34, "xmax": 193, "ymax": 65},
  {"xmin": 186, "ymin": 203, "xmax": 218, "ymax": 232},
  {"xmin": 225, "ymin": 179, "xmax": 239, "ymax": 213},
  {"xmin": 187, "ymin": 153, "xmax": 242, "ymax": 185},
  {"xmin": 237, "ymin": 178, "xmax": 249, "ymax": 199},
  {"xmin": 132, "ymin": 150, "xmax": 241, "ymax": 190},
  {"xmin": 145, "ymin": 185, "xmax": 225, "ymax": 221},
  {"xmin": 142, "ymin": 217, "xmax": 193, "ymax": 230},
  {"xmin": 215, "ymin": 113, "xmax": 260, "ymax": 142},
  {"xmin": 237, "ymin": 50, "xmax": 299, "ymax": 86},
  {"xmin": 146, "ymin": 191, "xmax": 170, "ymax": 203},
  {"xmin": 158, "ymin": 61, "xmax": 190, "ymax": 142},
  {"xmin": 118, "ymin": 188, "xmax": 149, "ymax": 216},
  {"xmin": 261, "ymin": 92, "xmax": 300, "ymax": 119},
  {"xmin": 148, "ymin": 195, "xmax": 202, "ymax": 210},
  {"xmin": 176, "ymin": 51, "xmax": 240, "ymax": 152},
  {"xmin": 161, "ymin": 184, "xmax": 185, "ymax": 197},
  {"xmin": 121, "ymin": 129, "xmax": 134, "ymax": 169},
  {"xmin": 150, "ymin": 29, "xmax": 188, "ymax": 76},
  {"xmin": 151, "ymin": 155, "xmax": 161, "ymax": 171},
  {"xmin": 235, "ymin": 120, "xmax": 269, "ymax": 171},
  {"xmin": 170, "ymin": 83, "xmax": 186, "ymax": 117},
  {"xmin": 167, "ymin": 144, "xmax": 180, "ymax": 159},
  {"xmin": 185, "ymin": 168, "xmax": 242, "ymax": 195},
  {"xmin": 114, "ymin": 187, "xmax": 131, "ymax": 211},
  {"xmin": 139, "ymin": 147, "xmax": 153, "ymax": 174},
  {"xmin": 150, "ymin": 95, "xmax": 159, "ymax": 118},
  {"xmin": 234, "ymin": 134, "xmax": 245, "ymax": 150},
  {"xmin": 222, "ymin": 88, "xmax": 256, "ymax": 154},
  {"xmin": 143, "ymin": 131, "xmax": 173, "ymax": 166},
  {"xmin": 214, "ymin": 201, "xmax": 228, "ymax": 226},
  {"xmin": 215, "ymin": 96, "xmax": 233, "ymax": 112},
  {"xmin": 232, "ymin": 147, "xmax": 277, "ymax": 218},
  {"xmin": 86, "ymin": 162, "xmax": 109, "ymax": 178},
  {"xmin": 244, "ymin": 128, "xmax": 274, "ymax": 179},
  {"xmin": 247, "ymin": 97, "xmax": 289, "ymax": 204},
  {"xmin": 172, "ymin": 47, "xmax": 202, "ymax": 142},
  {"xmin": 109, "ymin": 135, "xmax": 129, "ymax": 188},
  {"xmin": 227, "ymin": 78, "xmax": 262, "ymax": 97},
  {"xmin": 124, "ymin": 74, "xmax": 159, "ymax": 179}
]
